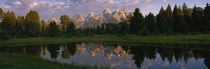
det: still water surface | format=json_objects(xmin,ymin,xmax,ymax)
[{"xmin": 0, "ymin": 43, "xmax": 209, "ymax": 69}]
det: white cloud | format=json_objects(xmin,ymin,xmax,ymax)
[
  {"xmin": 147, "ymin": 4, "xmax": 153, "ymax": 9},
  {"xmin": 163, "ymin": 0, "xmax": 167, "ymax": 2},
  {"xmin": 15, "ymin": 2, "xmax": 21, "ymax": 5},
  {"xmin": 56, "ymin": 3, "xmax": 65, "ymax": 6}
]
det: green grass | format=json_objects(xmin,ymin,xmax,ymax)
[
  {"xmin": 0, "ymin": 53, "xmax": 108, "ymax": 69},
  {"xmin": 0, "ymin": 34, "xmax": 210, "ymax": 47}
]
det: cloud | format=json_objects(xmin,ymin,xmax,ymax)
[
  {"xmin": 163, "ymin": 0, "xmax": 167, "ymax": 2},
  {"xmin": 1, "ymin": 0, "xmax": 168, "ymax": 20}
]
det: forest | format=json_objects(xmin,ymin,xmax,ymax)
[{"xmin": 0, "ymin": 3, "xmax": 210, "ymax": 40}]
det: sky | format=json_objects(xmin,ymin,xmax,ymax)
[{"xmin": 0, "ymin": 0, "xmax": 209, "ymax": 20}]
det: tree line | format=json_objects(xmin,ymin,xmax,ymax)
[
  {"xmin": 0, "ymin": 10, "xmax": 76, "ymax": 39},
  {"xmin": 87, "ymin": 3, "xmax": 210, "ymax": 35},
  {"xmin": 75, "ymin": 3, "xmax": 210, "ymax": 35},
  {"xmin": 0, "ymin": 3, "xmax": 210, "ymax": 40}
]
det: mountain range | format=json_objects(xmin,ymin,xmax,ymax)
[{"xmin": 50, "ymin": 8, "xmax": 132, "ymax": 28}]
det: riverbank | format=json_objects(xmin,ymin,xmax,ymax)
[
  {"xmin": 0, "ymin": 34, "xmax": 210, "ymax": 47},
  {"xmin": 0, "ymin": 53, "xmax": 106, "ymax": 69}
]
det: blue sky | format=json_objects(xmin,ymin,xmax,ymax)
[{"xmin": 0, "ymin": 0, "xmax": 209, "ymax": 20}]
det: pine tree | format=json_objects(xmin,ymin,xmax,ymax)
[
  {"xmin": 101, "ymin": 23, "xmax": 106, "ymax": 34},
  {"xmin": 182, "ymin": 3, "xmax": 188, "ymax": 15},
  {"xmin": 203, "ymin": 3, "xmax": 210, "ymax": 32},
  {"xmin": 182, "ymin": 3, "xmax": 193, "ymax": 32},
  {"xmin": 173, "ymin": 5, "xmax": 188, "ymax": 33},
  {"xmin": 157, "ymin": 6, "xmax": 172, "ymax": 34},
  {"xmin": 164, "ymin": 4, "xmax": 173, "ymax": 33},
  {"xmin": 165, "ymin": 4, "xmax": 173, "ymax": 22},
  {"xmin": 179, "ymin": 6, "xmax": 189, "ymax": 33},
  {"xmin": 145, "ymin": 12, "xmax": 159, "ymax": 34},
  {"xmin": 48, "ymin": 21, "xmax": 59, "ymax": 37},
  {"xmin": 67, "ymin": 21, "xmax": 76, "ymax": 34},
  {"xmin": 105, "ymin": 23, "xmax": 119, "ymax": 34},
  {"xmin": 173, "ymin": 6, "xmax": 188, "ymax": 33},
  {"xmin": 157, "ymin": 7, "xmax": 165, "ymax": 33},
  {"xmin": 129, "ymin": 8, "xmax": 144, "ymax": 34},
  {"xmin": 192, "ymin": 5, "xmax": 204, "ymax": 32},
  {"xmin": 158, "ymin": 7, "xmax": 165, "ymax": 16},
  {"xmin": 173, "ymin": 5, "xmax": 179, "ymax": 32},
  {"xmin": 119, "ymin": 21, "xmax": 129, "ymax": 34}
]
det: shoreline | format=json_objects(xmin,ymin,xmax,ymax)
[{"xmin": 1, "ymin": 34, "xmax": 210, "ymax": 47}]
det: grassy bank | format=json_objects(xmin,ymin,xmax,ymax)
[
  {"xmin": 0, "ymin": 34, "xmax": 210, "ymax": 47},
  {"xmin": 0, "ymin": 53, "xmax": 106, "ymax": 69}
]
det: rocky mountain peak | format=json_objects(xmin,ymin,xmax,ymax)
[
  {"xmin": 119, "ymin": 8, "xmax": 125, "ymax": 12},
  {"xmin": 112, "ymin": 10, "xmax": 119, "ymax": 15},
  {"xmin": 73, "ymin": 13, "xmax": 84, "ymax": 19},
  {"xmin": 50, "ymin": 18, "xmax": 60, "ymax": 24},
  {"xmin": 87, "ymin": 12, "xmax": 95, "ymax": 18},
  {"xmin": 103, "ymin": 8, "xmax": 112, "ymax": 14},
  {"xmin": 103, "ymin": 8, "xmax": 112, "ymax": 20},
  {"xmin": 64, "ymin": 9, "xmax": 132, "ymax": 28},
  {"xmin": 98, "ymin": 13, "xmax": 103, "ymax": 19},
  {"xmin": 71, "ymin": 13, "xmax": 85, "ymax": 28}
]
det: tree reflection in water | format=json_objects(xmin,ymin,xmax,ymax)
[
  {"xmin": 47, "ymin": 44, "xmax": 60, "ymax": 59},
  {"xmin": 0, "ymin": 43, "xmax": 210, "ymax": 69}
]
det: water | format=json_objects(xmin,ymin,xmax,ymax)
[{"xmin": 0, "ymin": 43, "xmax": 209, "ymax": 69}]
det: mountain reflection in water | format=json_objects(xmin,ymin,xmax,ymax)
[{"xmin": 0, "ymin": 43, "xmax": 209, "ymax": 69}]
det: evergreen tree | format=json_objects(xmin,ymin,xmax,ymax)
[
  {"xmin": 101, "ymin": 23, "xmax": 106, "ymax": 34},
  {"xmin": 173, "ymin": 5, "xmax": 188, "ymax": 33},
  {"xmin": 25, "ymin": 10, "xmax": 41, "ymax": 37},
  {"xmin": 105, "ymin": 23, "xmax": 120, "ymax": 34},
  {"xmin": 158, "ymin": 7, "xmax": 165, "ymax": 16},
  {"xmin": 129, "ymin": 8, "xmax": 144, "ymax": 34},
  {"xmin": 157, "ymin": 7, "xmax": 172, "ymax": 34},
  {"xmin": 119, "ymin": 21, "xmax": 129, "ymax": 34},
  {"xmin": 179, "ymin": 6, "xmax": 189, "ymax": 33},
  {"xmin": 48, "ymin": 21, "xmax": 59, "ymax": 37},
  {"xmin": 182, "ymin": 3, "xmax": 193, "ymax": 32},
  {"xmin": 182, "ymin": 3, "xmax": 188, "ymax": 15},
  {"xmin": 165, "ymin": 4, "xmax": 173, "ymax": 23},
  {"xmin": 95, "ymin": 25, "xmax": 101, "ymax": 34},
  {"xmin": 67, "ymin": 21, "xmax": 76, "ymax": 34},
  {"xmin": 192, "ymin": 5, "xmax": 204, "ymax": 32},
  {"xmin": 203, "ymin": 3, "xmax": 210, "ymax": 32},
  {"xmin": 145, "ymin": 12, "xmax": 159, "ymax": 34},
  {"xmin": 157, "ymin": 7, "xmax": 165, "ymax": 33},
  {"xmin": 165, "ymin": 4, "xmax": 173, "ymax": 32}
]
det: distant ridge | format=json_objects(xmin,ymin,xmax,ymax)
[{"xmin": 49, "ymin": 8, "xmax": 132, "ymax": 28}]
